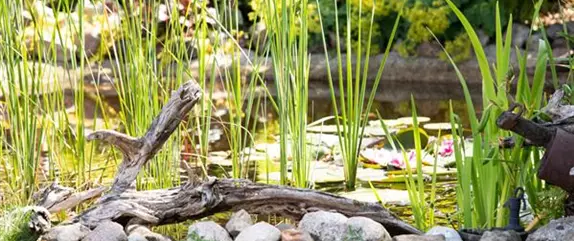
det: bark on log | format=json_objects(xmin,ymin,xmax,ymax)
[{"xmin": 72, "ymin": 80, "xmax": 421, "ymax": 236}]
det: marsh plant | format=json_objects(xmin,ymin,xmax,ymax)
[
  {"xmin": 0, "ymin": 207, "xmax": 44, "ymax": 241},
  {"xmin": 442, "ymin": 0, "xmax": 555, "ymax": 228},
  {"xmin": 317, "ymin": 0, "xmax": 401, "ymax": 191},
  {"xmin": 262, "ymin": 0, "xmax": 312, "ymax": 187}
]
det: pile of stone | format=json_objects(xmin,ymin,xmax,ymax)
[
  {"xmin": 37, "ymin": 209, "xmax": 574, "ymax": 241},
  {"xmin": 187, "ymin": 210, "xmax": 450, "ymax": 241},
  {"xmin": 185, "ymin": 210, "xmax": 574, "ymax": 241},
  {"xmin": 42, "ymin": 221, "xmax": 173, "ymax": 241}
]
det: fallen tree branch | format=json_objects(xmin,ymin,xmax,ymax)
[
  {"xmin": 76, "ymin": 178, "xmax": 421, "ymax": 235},
  {"xmin": 87, "ymin": 81, "xmax": 202, "ymax": 198},
  {"xmin": 34, "ymin": 182, "xmax": 106, "ymax": 213},
  {"xmin": 65, "ymin": 80, "xmax": 420, "ymax": 236}
]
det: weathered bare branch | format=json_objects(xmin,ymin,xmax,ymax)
[
  {"xmin": 89, "ymin": 81, "xmax": 202, "ymax": 197},
  {"xmin": 86, "ymin": 130, "xmax": 142, "ymax": 157},
  {"xmin": 76, "ymin": 178, "xmax": 421, "ymax": 236},
  {"xmin": 48, "ymin": 187, "xmax": 107, "ymax": 213}
]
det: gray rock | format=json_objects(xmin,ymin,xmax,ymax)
[
  {"xmin": 484, "ymin": 44, "xmax": 517, "ymax": 63},
  {"xmin": 552, "ymin": 38, "xmax": 569, "ymax": 49},
  {"xmin": 126, "ymin": 224, "xmax": 172, "ymax": 241},
  {"xmin": 526, "ymin": 216, "xmax": 574, "ymax": 241},
  {"xmin": 546, "ymin": 24, "xmax": 564, "ymax": 40},
  {"xmin": 426, "ymin": 226, "xmax": 462, "ymax": 241},
  {"xmin": 393, "ymin": 234, "xmax": 445, "ymax": 241},
  {"xmin": 250, "ymin": 22, "xmax": 267, "ymax": 51},
  {"xmin": 42, "ymin": 223, "xmax": 90, "ymax": 241},
  {"xmin": 276, "ymin": 223, "xmax": 296, "ymax": 231},
  {"xmin": 225, "ymin": 209, "xmax": 253, "ymax": 238},
  {"xmin": 127, "ymin": 234, "xmax": 148, "ymax": 241},
  {"xmin": 509, "ymin": 23, "xmax": 531, "ymax": 48},
  {"xmin": 479, "ymin": 230, "xmax": 520, "ymax": 241},
  {"xmin": 477, "ymin": 29, "xmax": 490, "ymax": 46},
  {"xmin": 346, "ymin": 216, "xmax": 391, "ymax": 241},
  {"xmin": 235, "ymin": 222, "xmax": 281, "ymax": 241},
  {"xmin": 298, "ymin": 211, "xmax": 348, "ymax": 241},
  {"xmin": 82, "ymin": 221, "xmax": 127, "ymax": 241},
  {"xmin": 416, "ymin": 42, "xmax": 442, "ymax": 57},
  {"xmin": 187, "ymin": 221, "xmax": 232, "ymax": 241},
  {"xmin": 526, "ymin": 33, "xmax": 543, "ymax": 52},
  {"xmin": 553, "ymin": 46, "xmax": 571, "ymax": 58}
]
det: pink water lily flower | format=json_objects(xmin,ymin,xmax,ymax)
[
  {"xmin": 389, "ymin": 150, "xmax": 416, "ymax": 169},
  {"xmin": 438, "ymin": 139, "xmax": 454, "ymax": 157}
]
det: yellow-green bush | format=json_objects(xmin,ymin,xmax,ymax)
[
  {"xmin": 404, "ymin": 1, "xmax": 450, "ymax": 44},
  {"xmin": 439, "ymin": 33, "xmax": 471, "ymax": 63},
  {"xmin": 246, "ymin": 0, "xmax": 517, "ymax": 62}
]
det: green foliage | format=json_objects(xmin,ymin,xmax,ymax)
[
  {"xmin": 261, "ymin": 0, "xmax": 312, "ymax": 187},
  {"xmin": 0, "ymin": 207, "xmax": 39, "ymax": 241},
  {"xmin": 442, "ymin": 0, "xmax": 560, "ymax": 228},
  {"xmin": 536, "ymin": 187, "xmax": 567, "ymax": 223},
  {"xmin": 397, "ymin": 96, "xmax": 439, "ymax": 231},
  {"xmin": 439, "ymin": 33, "xmax": 472, "ymax": 62},
  {"xmin": 404, "ymin": 1, "xmax": 450, "ymax": 43},
  {"xmin": 318, "ymin": 0, "xmax": 401, "ymax": 191},
  {"xmin": 458, "ymin": 0, "xmax": 504, "ymax": 37},
  {"xmin": 247, "ymin": 0, "xmax": 550, "ymax": 62}
]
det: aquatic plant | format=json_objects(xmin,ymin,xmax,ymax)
[
  {"xmin": 316, "ymin": 0, "xmax": 401, "ymax": 191},
  {"xmin": 261, "ymin": 0, "xmax": 312, "ymax": 187},
  {"xmin": 443, "ymin": 0, "xmax": 554, "ymax": 228}
]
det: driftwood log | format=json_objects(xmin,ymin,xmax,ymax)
[{"xmin": 53, "ymin": 81, "xmax": 420, "ymax": 236}]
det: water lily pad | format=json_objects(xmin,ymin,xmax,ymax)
[
  {"xmin": 311, "ymin": 166, "xmax": 346, "ymax": 184},
  {"xmin": 423, "ymin": 122, "xmax": 459, "ymax": 131},
  {"xmin": 356, "ymin": 168, "xmax": 387, "ymax": 181},
  {"xmin": 397, "ymin": 116, "xmax": 431, "ymax": 125},
  {"xmin": 340, "ymin": 188, "xmax": 411, "ymax": 206},
  {"xmin": 368, "ymin": 119, "xmax": 403, "ymax": 128},
  {"xmin": 307, "ymin": 125, "xmax": 390, "ymax": 137},
  {"xmin": 421, "ymin": 166, "xmax": 457, "ymax": 176}
]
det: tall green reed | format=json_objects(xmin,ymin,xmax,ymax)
[
  {"xmin": 262, "ymin": 0, "xmax": 311, "ymax": 187},
  {"xmin": 0, "ymin": 1, "xmax": 43, "ymax": 203},
  {"xmin": 0, "ymin": 1, "xmax": 84, "ymax": 203},
  {"xmin": 316, "ymin": 0, "xmax": 401, "ymax": 190},
  {"xmin": 215, "ymin": 0, "xmax": 263, "ymax": 179},
  {"xmin": 444, "ymin": 0, "xmax": 551, "ymax": 228},
  {"xmin": 402, "ymin": 96, "xmax": 439, "ymax": 230}
]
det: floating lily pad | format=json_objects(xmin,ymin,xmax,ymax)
[
  {"xmin": 356, "ymin": 168, "xmax": 387, "ymax": 181},
  {"xmin": 360, "ymin": 170, "xmax": 433, "ymax": 184},
  {"xmin": 397, "ymin": 116, "xmax": 431, "ymax": 125},
  {"xmin": 362, "ymin": 162, "xmax": 384, "ymax": 169},
  {"xmin": 340, "ymin": 188, "xmax": 412, "ymax": 206},
  {"xmin": 423, "ymin": 122, "xmax": 459, "ymax": 131},
  {"xmin": 307, "ymin": 125, "xmax": 391, "ymax": 137},
  {"xmin": 311, "ymin": 166, "xmax": 346, "ymax": 184},
  {"xmin": 421, "ymin": 166, "xmax": 457, "ymax": 176},
  {"xmin": 368, "ymin": 119, "xmax": 403, "ymax": 128}
]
